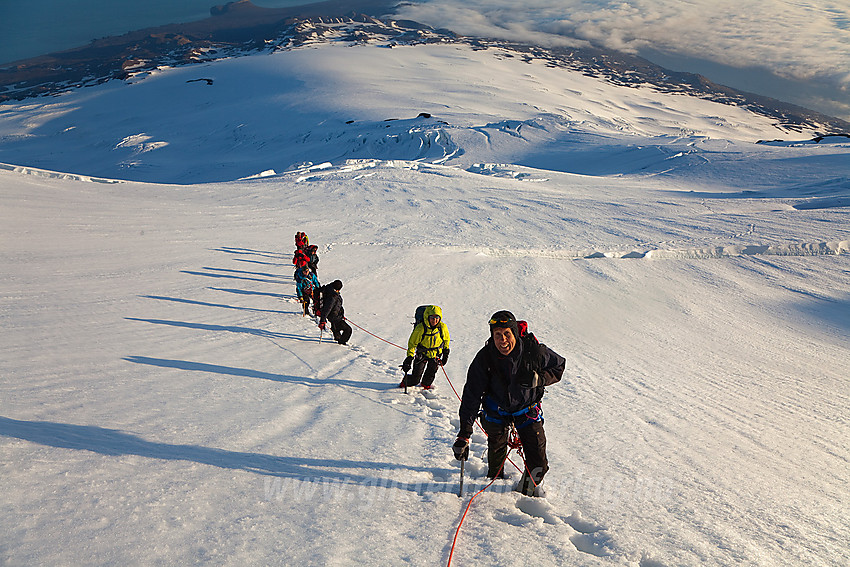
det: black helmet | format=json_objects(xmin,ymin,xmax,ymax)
[{"xmin": 488, "ymin": 310, "xmax": 518, "ymax": 339}]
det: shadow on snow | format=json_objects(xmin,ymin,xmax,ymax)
[
  {"xmin": 212, "ymin": 246, "xmax": 283, "ymax": 259},
  {"xmin": 142, "ymin": 295, "xmax": 292, "ymax": 315},
  {"xmin": 789, "ymin": 291, "xmax": 850, "ymax": 335},
  {"xmin": 0, "ymin": 416, "xmax": 452, "ymax": 490},
  {"xmin": 125, "ymin": 317, "xmax": 313, "ymax": 342},
  {"xmin": 210, "ymin": 287, "xmax": 293, "ymax": 300},
  {"xmin": 123, "ymin": 355, "xmax": 389, "ymax": 391},
  {"xmin": 181, "ymin": 269, "xmax": 283, "ymax": 285}
]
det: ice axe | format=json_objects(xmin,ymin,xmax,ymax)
[
  {"xmin": 453, "ymin": 438, "xmax": 469, "ymax": 497},
  {"xmin": 398, "ymin": 366, "xmax": 409, "ymax": 394}
]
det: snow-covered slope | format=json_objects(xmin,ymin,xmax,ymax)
[
  {"xmin": 0, "ymin": 38, "xmax": 845, "ymax": 184},
  {"xmin": 1, "ymin": 34, "xmax": 849, "ymax": 567}
]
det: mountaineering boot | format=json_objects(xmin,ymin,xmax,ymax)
[
  {"xmin": 514, "ymin": 472, "xmax": 543, "ymax": 497},
  {"xmin": 486, "ymin": 469, "xmax": 505, "ymax": 480}
]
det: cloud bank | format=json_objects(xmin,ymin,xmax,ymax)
[{"xmin": 394, "ymin": 0, "xmax": 850, "ymax": 120}]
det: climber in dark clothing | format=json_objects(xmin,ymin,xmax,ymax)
[
  {"xmin": 306, "ymin": 244, "xmax": 319, "ymax": 275},
  {"xmin": 452, "ymin": 310, "xmax": 565, "ymax": 496},
  {"xmin": 317, "ymin": 280, "xmax": 352, "ymax": 345}
]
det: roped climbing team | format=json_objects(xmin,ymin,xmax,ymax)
[
  {"xmin": 293, "ymin": 232, "xmax": 352, "ymax": 345},
  {"xmin": 292, "ymin": 231, "xmax": 565, "ymax": 496}
]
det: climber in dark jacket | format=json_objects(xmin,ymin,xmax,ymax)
[
  {"xmin": 306, "ymin": 245, "xmax": 319, "ymax": 275},
  {"xmin": 317, "ymin": 280, "xmax": 352, "ymax": 345},
  {"xmin": 453, "ymin": 310, "xmax": 565, "ymax": 496}
]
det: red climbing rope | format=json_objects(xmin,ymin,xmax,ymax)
[
  {"xmin": 446, "ymin": 425, "xmax": 541, "ymax": 567},
  {"xmin": 440, "ymin": 364, "xmax": 462, "ymax": 401},
  {"xmin": 340, "ymin": 316, "xmax": 539, "ymax": 566},
  {"xmin": 508, "ymin": 427, "xmax": 524, "ymax": 455},
  {"xmin": 343, "ymin": 317, "xmax": 406, "ymax": 350},
  {"xmin": 446, "ymin": 461, "xmax": 507, "ymax": 567},
  {"xmin": 345, "ymin": 316, "xmax": 532, "ymax": 473}
]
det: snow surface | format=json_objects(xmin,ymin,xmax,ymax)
[{"xmin": 1, "ymin": 40, "xmax": 849, "ymax": 566}]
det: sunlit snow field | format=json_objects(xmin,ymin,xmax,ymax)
[{"xmin": 1, "ymin": 39, "xmax": 849, "ymax": 566}]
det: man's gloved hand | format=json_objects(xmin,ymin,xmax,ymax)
[
  {"xmin": 452, "ymin": 437, "xmax": 470, "ymax": 461},
  {"xmin": 318, "ymin": 321, "xmax": 326, "ymax": 330},
  {"xmin": 440, "ymin": 348, "xmax": 450, "ymax": 366},
  {"xmin": 401, "ymin": 356, "xmax": 413, "ymax": 372}
]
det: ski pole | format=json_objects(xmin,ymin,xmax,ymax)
[
  {"xmin": 319, "ymin": 328, "xmax": 324, "ymax": 343},
  {"xmin": 458, "ymin": 458, "xmax": 465, "ymax": 497}
]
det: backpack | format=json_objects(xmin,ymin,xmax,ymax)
[
  {"xmin": 316, "ymin": 283, "xmax": 336, "ymax": 316},
  {"xmin": 414, "ymin": 305, "xmax": 446, "ymax": 328},
  {"xmin": 517, "ymin": 328, "xmax": 545, "ymax": 387},
  {"xmin": 293, "ymin": 249, "xmax": 309, "ymax": 267},
  {"xmin": 301, "ymin": 277, "xmax": 314, "ymax": 296},
  {"xmin": 414, "ymin": 305, "xmax": 429, "ymax": 327}
]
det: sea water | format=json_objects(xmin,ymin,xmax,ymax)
[{"xmin": 0, "ymin": 0, "xmax": 314, "ymax": 65}]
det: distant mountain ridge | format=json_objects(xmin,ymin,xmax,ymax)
[{"xmin": 1, "ymin": 0, "xmax": 847, "ymax": 136}]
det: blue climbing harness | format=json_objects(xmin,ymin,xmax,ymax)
[{"xmin": 481, "ymin": 397, "xmax": 543, "ymax": 429}]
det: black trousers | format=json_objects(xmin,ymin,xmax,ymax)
[
  {"xmin": 312, "ymin": 288, "xmax": 321, "ymax": 312},
  {"xmin": 329, "ymin": 317, "xmax": 352, "ymax": 345},
  {"xmin": 406, "ymin": 353, "xmax": 439, "ymax": 388},
  {"xmin": 481, "ymin": 417, "xmax": 548, "ymax": 483}
]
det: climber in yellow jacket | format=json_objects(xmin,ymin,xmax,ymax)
[{"xmin": 400, "ymin": 305, "xmax": 450, "ymax": 390}]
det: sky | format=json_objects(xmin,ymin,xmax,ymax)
[
  {"xmin": 1, "ymin": 37, "xmax": 849, "ymax": 565},
  {"xmin": 396, "ymin": 0, "xmax": 850, "ymax": 121},
  {"xmin": 0, "ymin": 0, "xmax": 310, "ymax": 64}
]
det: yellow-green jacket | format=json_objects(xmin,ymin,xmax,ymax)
[{"xmin": 407, "ymin": 305, "xmax": 450, "ymax": 358}]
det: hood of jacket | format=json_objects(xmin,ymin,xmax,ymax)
[{"xmin": 423, "ymin": 304, "xmax": 443, "ymax": 325}]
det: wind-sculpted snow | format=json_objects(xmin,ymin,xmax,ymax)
[
  {"xmin": 0, "ymin": 161, "xmax": 119, "ymax": 183},
  {"xmin": 330, "ymin": 117, "xmax": 461, "ymax": 164},
  {"xmin": 4, "ymin": 155, "xmax": 849, "ymax": 264},
  {"xmin": 470, "ymin": 241, "xmax": 850, "ymax": 260}
]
